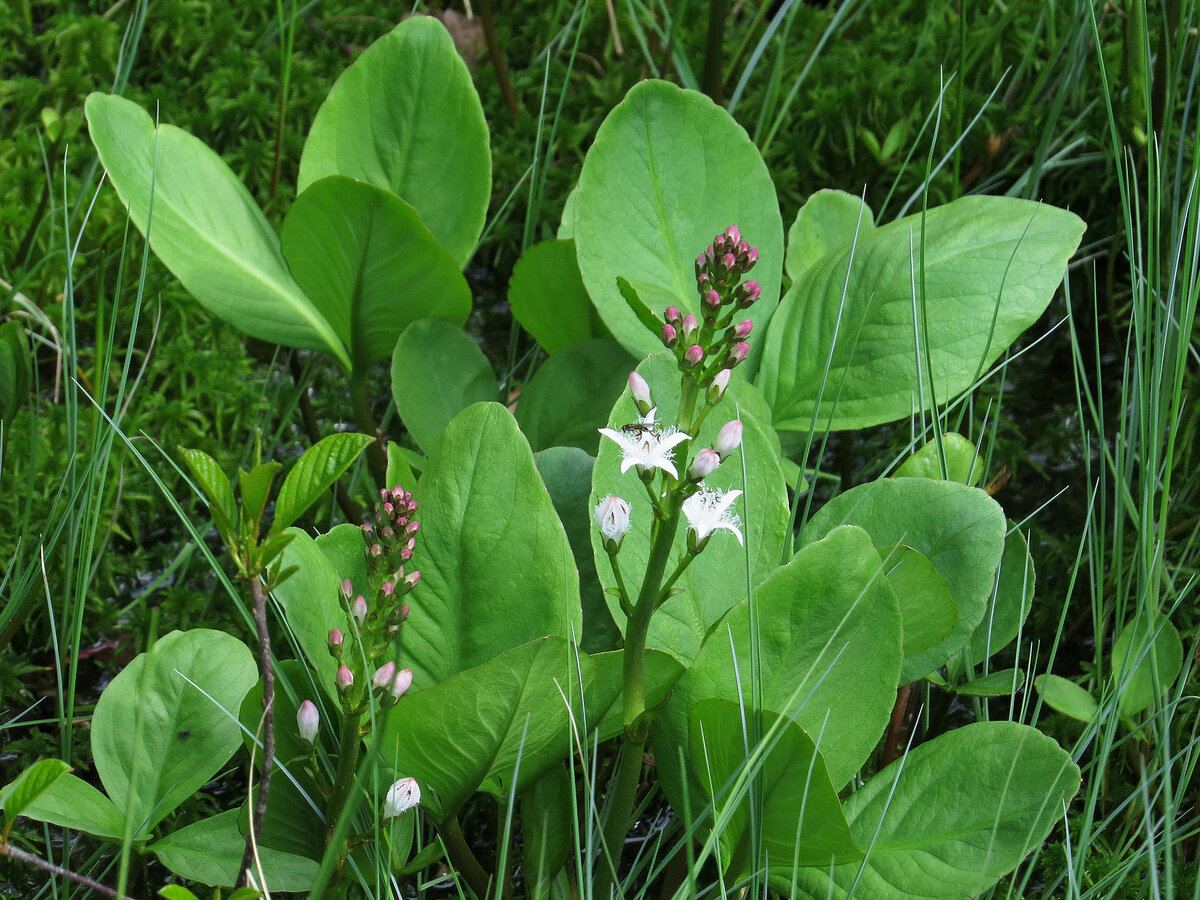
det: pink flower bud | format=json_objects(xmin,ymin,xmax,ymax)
[
  {"xmin": 721, "ymin": 252, "xmax": 737, "ymax": 271},
  {"xmin": 726, "ymin": 341, "xmax": 750, "ymax": 367},
  {"xmin": 716, "ymin": 419, "xmax": 743, "ymax": 458},
  {"xmin": 703, "ymin": 289, "xmax": 721, "ymax": 310},
  {"xmin": 390, "ymin": 667, "xmax": 413, "ymax": 701},
  {"xmin": 401, "ymin": 604, "xmax": 411, "ymax": 620},
  {"xmin": 688, "ymin": 448, "xmax": 721, "ymax": 480},
  {"xmin": 353, "ymin": 595, "xmax": 369, "ymax": 625},
  {"xmin": 297, "ymin": 700, "xmax": 319, "ymax": 746},
  {"xmin": 628, "ymin": 372, "xmax": 652, "ymax": 408},
  {"xmin": 745, "ymin": 247, "xmax": 759, "ymax": 268},
  {"xmin": 382, "ymin": 580, "xmax": 395, "ymax": 597},
  {"xmin": 328, "ymin": 628, "xmax": 344, "ymax": 653},
  {"xmin": 739, "ymin": 281, "xmax": 761, "ymax": 307},
  {"xmin": 370, "ymin": 543, "xmax": 383, "ymax": 557},
  {"xmin": 681, "ymin": 313, "xmax": 698, "ymax": 341},
  {"xmin": 695, "ymin": 252, "xmax": 706, "ymax": 271},
  {"xmin": 664, "ymin": 306, "xmax": 682, "ymax": 325},
  {"xmin": 404, "ymin": 571, "xmax": 420, "ymax": 591},
  {"xmin": 405, "ymin": 520, "xmax": 420, "ymax": 536},
  {"xmin": 662, "ymin": 323, "xmax": 678, "ymax": 347},
  {"xmin": 734, "ymin": 318, "xmax": 753, "ymax": 339},
  {"xmin": 373, "ymin": 661, "xmax": 397, "ymax": 692},
  {"xmin": 336, "ymin": 664, "xmax": 354, "ymax": 692},
  {"xmin": 707, "ymin": 368, "xmax": 731, "ymax": 404},
  {"xmin": 340, "ymin": 579, "xmax": 353, "ymax": 598},
  {"xmin": 725, "ymin": 225, "xmax": 740, "ymax": 243},
  {"xmin": 684, "ymin": 344, "xmax": 704, "ymax": 368},
  {"xmin": 362, "ymin": 522, "xmax": 373, "ymax": 534}
]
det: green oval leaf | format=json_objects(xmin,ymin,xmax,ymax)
[
  {"xmin": 1035, "ymin": 673, "xmax": 1100, "ymax": 723},
  {"xmin": 894, "ymin": 432, "xmax": 982, "ymax": 485},
  {"xmin": 516, "ymin": 339, "xmax": 635, "ymax": 454},
  {"xmin": 508, "ymin": 240, "xmax": 602, "ymax": 353},
  {"xmin": 575, "ymin": 81, "xmax": 783, "ymax": 366},
  {"xmin": 792, "ymin": 722, "xmax": 1080, "ymax": 899},
  {"xmin": 16, "ymin": 773, "xmax": 127, "ymax": 841},
  {"xmin": 0, "ymin": 758, "xmax": 71, "ymax": 823},
  {"xmin": 402, "ymin": 403, "xmax": 582, "ymax": 685},
  {"xmin": 786, "ymin": 189, "xmax": 876, "ymax": 283},
  {"xmin": 380, "ymin": 637, "xmax": 592, "ymax": 820},
  {"xmin": 880, "ymin": 544, "xmax": 958, "ymax": 677},
  {"xmin": 659, "ymin": 526, "xmax": 901, "ymax": 796},
  {"xmin": 91, "ymin": 630, "xmax": 257, "ymax": 836},
  {"xmin": 761, "ymin": 196, "xmax": 1085, "ymax": 430},
  {"xmin": 272, "ymin": 432, "xmax": 373, "ymax": 534},
  {"xmin": 1111, "ymin": 611, "xmax": 1183, "ymax": 718},
  {"xmin": 805, "ymin": 478, "xmax": 1006, "ymax": 683},
  {"xmin": 179, "ymin": 447, "xmax": 238, "ymax": 548},
  {"xmin": 281, "ymin": 176, "xmax": 471, "ymax": 375},
  {"xmin": 83, "ymin": 93, "xmax": 348, "ymax": 369},
  {"xmin": 298, "ymin": 16, "xmax": 490, "ymax": 268},
  {"xmin": 687, "ymin": 699, "xmax": 860, "ymax": 879},
  {"xmin": 391, "ymin": 318, "xmax": 497, "ymax": 456}
]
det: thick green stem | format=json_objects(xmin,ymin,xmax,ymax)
[
  {"xmin": 438, "ymin": 814, "xmax": 493, "ymax": 897},
  {"xmin": 324, "ymin": 710, "xmax": 363, "ymax": 885},
  {"xmin": 350, "ymin": 378, "xmax": 388, "ymax": 488}
]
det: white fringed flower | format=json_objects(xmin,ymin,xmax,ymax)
[
  {"xmin": 598, "ymin": 409, "xmax": 692, "ymax": 478},
  {"xmin": 383, "ymin": 777, "xmax": 421, "ymax": 819},
  {"xmin": 682, "ymin": 485, "xmax": 744, "ymax": 547}
]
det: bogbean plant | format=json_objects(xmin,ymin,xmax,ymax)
[{"xmin": 1, "ymin": 14, "xmax": 1107, "ymax": 900}]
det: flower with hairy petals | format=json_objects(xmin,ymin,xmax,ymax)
[
  {"xmin": 594, "ymin": 494, "xmax": 631, "ymax": 547},
  {"xmin": 599, "ymin": 411, "xmax": 692, "ymax": 479},
  {"xmin": 383, "ymin": 777, "xmax": 421, "ymax": 819},
  {"xmin": 682, "ymin": 485, "xmax": 744, "ymax": 548}
]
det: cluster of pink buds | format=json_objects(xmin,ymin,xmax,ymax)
[
  {"xmin": 660, "ymin": 226, "xmax": 759, "ymax": 393},
  {"xmin": 321, "ymin": 487, "xmax": 422, "ymax": 716}
]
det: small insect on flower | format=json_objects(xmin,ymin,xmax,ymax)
[{"xmin": 619, "ymin": 422, "xmax": 656, "ymax": 436}]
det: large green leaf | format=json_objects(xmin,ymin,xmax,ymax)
[
  {"xmin": 392, "ymin": 318, "xmax": 497, "ymax": 455},
  {"xmin": 657, "ymin": 526, "xmax": 901, "ymax": 798},
  {"xmin": 91, "ymin": 630, "xmax": 256, "ymax": 836},
  {"xmin": 379, "ymin": 637, "xmax": 591, "ymax": 820},
  {"xmin": 0, "ymin": 759, "xmax": 71, "ymax": 824},
  {"xmin": 590, "ymin": 353, "xmax": 789, "ymax": 664},
  {"xmin": 760, "ymin": 196, "xmax": 1085, "ymax": 430},
  {"xmin": 508, "ymin": 240, "xmax": 603, "ymax": 353},
  {"xmin": 297, "ymin": 16, "xmax": 490, "ymax": 268},
  {"xmin": 281, "ymin": 177, "xmax": 471, "ymax": 375},
  {"xmin": 150, "ymin": 809, "xmax": 319, "ymax": 890},
  {"xmin": 83, "ymin": 94, "xmax": 347, "ymax": 369},
  {"xmin": 805, "ymin": 478, "xmax": 1006, "ymax": 683},
  {"xmin": 516, "ymin": 339, "xmax": 634, "ymax": 454},
  {"xmin": 575, "ymin": 81, "xmax": 783, "ymax": 367},
  {"xmin": 687, "ymin": 700, "xmax": 860, "ymax": 879},
  {"xmin": 791, "ymin": 722, "xmax": 1079, "ymax": 899},
  {"xmin": 401, "ymin": 403, "xmax": 582, "ymax": 685}
]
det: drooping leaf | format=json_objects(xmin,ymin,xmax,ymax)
[
  {"xmin": 83, "ymin": 93, "xmax": 348, "ymax": 368},
  {"xmin": 657, "ymin": 526, "xmax": 902, "ymax": 797},
  {"xmin": 392, "ymin": 318, "xmax": 496, "ymax": 456},
  {"xmin": 878, "ymin": 544, "xmax": 957, "ymax": 669},
  {"xmin": 272, "ymin": 432, "xmax": 373, "ymax": 534},
  {"xmin": 805, "ymin": 478, "xmax": 1006, "ymax": 683},
  {"xmin": 965, "ymin": 524, "xmax": 1035, "ymax": 662},
  {"xmin": 297, "ymin": 16, "xmax": 490, "ymax": 268},
  {"xmin": 790, "ymin": 722, "xmax": 1079, "ymax": 899},
  {"xmin": 150, "ymin": 809, "xmax": 319, "ymax": 890},
  {"xmin": 786, "ymin": 189, "xmax": 876, "ymax": 283},
  {"xmin": 515, "ymin": 339, "xmax": 635, "ymax": 454},
  {"xmin": 590, "ymin": 353, "xmax": 789, "ymax": 664},
  {"xmin": 91, "ymin": 630, "xmax": 257, "ymax": 836},
  {"xmin": 687, "ymin": 699, "xmax": 860, "ymax": 879},
  {"xmin": 575, "ymin": 80, "xmax": 783, "ymax": 368},
  {"xmin": 401, "ymin": 403, "xmax": 582, "ymax": 685},
  {"xmin": 508, "ymin": 240, "xmax": 602, "ymax": 353},
  {"xmin": 761, "ymin": 196, "xmax": 1085, "ymax": 430},
  {"xmin": 281, "ymin": 177, "xmax": 471, "ymax": 375},
  {"xmin": 379, "ymin": 637, "xmax": 592, "ymax": 820}
]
